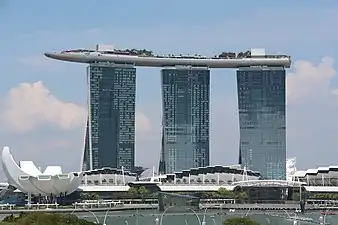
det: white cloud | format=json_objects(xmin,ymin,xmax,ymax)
[
  {"xmin": 1, "ymin": 81, "xmax": 153, "ymax": 135},
  {"xmin": 287, "ymin": 57, "xmax": 336, "ymax": 104},
  {"xmin": 2, "ymin": 81, "xmax": 87, "ymax": 132},
  {"xmin": 285, "ymin": 57, "xmax": 338, "ymax": 169}
]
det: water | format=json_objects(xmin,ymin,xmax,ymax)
[{"xmin": 76, "ymin": 210, "xmax": 338, "ymax": 225}]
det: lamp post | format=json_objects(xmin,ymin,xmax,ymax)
[
  {"xmin": 136, "ymin": 208, "xmax": 139, "ymax": 225},
  {"xmin": 282, "ymin": 209, "xmax": 292, "ymax": 219},
  {"xmin": 244, "ymin": 205, "xmax": 259, "ymax": 217},
  {"xmin": 219, "ymin": 204, "xmax": 223, "ymax": 225},
  {"xmin": 320, "ymin": 206, "xmax": 335, "ymax": 225},
  {"xmin": 103, "ymin": 209, "xmax": 112, "ymax": 225},
  {"xmin": 202, "ymin": 205, "xmax": 212, "ymax": 225},
  {"xmin": 160, "ymin": 206, "xmax": 201, "ymax": 225}
]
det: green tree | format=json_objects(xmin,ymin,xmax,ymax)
[
  {"xmin": 0, "ymin": 212, "xmax": 97, "ymax": 225},
  {"xmin": 127, "ymin": 186, "xmax": 151, "ymax": 200},
  {"xmin": 237, "ymin": 192, "xmax": 248, "ymax": 199},
  {"xmin": 80, "ymin": 192, "xmax": 99, "ymax": 201},
  {"xmin": 311, "ymin": 193, "xmax": 338, "ymax": 200},
  {"xmin": 138, "ymin": 186, "xmax": 150, "ymax": 200},
  {"xmin": 217, "ymin": 188, "xmax": 233, "ymax": 198},
  {"xmin": 138, "ymin": 186, "xmax": 150, "ymax": 195},
  {"xmin": 128, "ymin": 187, "xmax": 139, "ymax": 198},
  {"xmin": 234, "ymin": 191, "xmax": 249, "ymax": 203},
  {"xmin": 223, "ymin": 217, "xmax": 259, "ymax": 225}
]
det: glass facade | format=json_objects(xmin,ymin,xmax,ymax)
[
  {"xmin": 159, "ymin": 68, "xmax": 210, "ymax": 174},
  {"xmin": 237, "ymin": 67, "xmax": 286, "ymax": 180},
  {"xmin": 82, "ymin": 63, "xmax": 136, "ymax": 171}
]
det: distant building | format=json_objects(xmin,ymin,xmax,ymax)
[
  {"xmin": 83, "ymin": 63, "xmax": 136, "ymax": 171},
  {"xmin": 159, "ymin": 67, "xmax": 210, "ymax": 174},
  {"xmin": 237, "ymin": 67, "xmax": 286, "ymax": 180}
]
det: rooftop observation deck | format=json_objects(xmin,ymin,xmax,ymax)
[{"xmin": 44, "ymin": 47, "xmax": 291, "ymax": 68}]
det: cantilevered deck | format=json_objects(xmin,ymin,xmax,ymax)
[{"xmin": 44, "ymin": 47, "xmax": 291, "ymax": 68}]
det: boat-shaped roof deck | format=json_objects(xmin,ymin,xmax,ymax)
[{"xmin": 44, "ymin": 48, "xmax": 291, "ymax": 68}]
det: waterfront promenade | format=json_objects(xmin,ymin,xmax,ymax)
[
  {"xmin": 0, "ymin": 203, "xmax": 336, "ymax": 225},
  {"xmin": 0, "ymin": 202, "xmax": 336, "ymax": 215},
  {"xmin": 0, "ymin": 208, "xmax": 333, "ymax": 225}
]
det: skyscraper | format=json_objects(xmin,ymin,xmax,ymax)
[
  {"xmin": 159, "ymin": 67, "xmax": 210, "ymax": 174},
  {"xmin": 82, "ymin": 63, "xmax": 136, "ymax": 171},
  {"xmin": 237, "ymin": 67, "xmax": 286, "ymax": 180}
]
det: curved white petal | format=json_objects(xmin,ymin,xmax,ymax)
[
  {"xmin": 52, "ymin": 174, "xmax": 72, "ymax": 194},
  {"xmin": 43, "ymin": 166, "xmax": 62, "ymax": 175},
  {"xmin": 30, "ymin": 175, "xmax": 57, "ymax": 195},
  {"xmin": 65, "ymin": 172, "xmax": 83, "ymax": 194},
  {"xmin": 19, "ymin": 161, "xmax": 42, "ymax": 176},
  {"xmin": 1, "ymin": 147, "xmax": 29, "ymax": 192},
  {"xmin": 18, "ymin": 175, "xmax": 47, "ymax": 195}
]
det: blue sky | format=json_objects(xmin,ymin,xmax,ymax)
[{"xmin": 0, "ymin": 0, "xmax": 338, "ymax": 177}]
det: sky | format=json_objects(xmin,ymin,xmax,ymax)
[{"xmin": 0, "ymin": 0, "xmax": 338, "ymax": 178}]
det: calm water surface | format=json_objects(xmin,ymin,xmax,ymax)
[{"xmin": 76, "ymin": 210, "xmax": 338, "ymax": 225}]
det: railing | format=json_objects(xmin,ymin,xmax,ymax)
[{"xmin": 80, "ymin": 181, "xmax": 233, "ymax": 186}]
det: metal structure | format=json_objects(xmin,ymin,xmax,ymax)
[
  {"xmin": 293, "ymin": 166, "xmax": 338, "ymax": 186},
  {"xmin": 232, "ymin": 180, "xmax": 306, "ymax": 187}
]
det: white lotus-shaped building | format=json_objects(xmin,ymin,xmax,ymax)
[{"xmin": 1, "ymin": 146, "xmax": 83, "ymax": 196}]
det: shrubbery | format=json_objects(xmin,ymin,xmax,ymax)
[{"xmin": 0, "ymin": 212, "xmax": 98, "ymax": 225}]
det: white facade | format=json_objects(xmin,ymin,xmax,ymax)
[
  {"xmin": 286, "ymin": 158, "xmax": 297, "ymax": 181},
  {"xmin": 1, "ymin": 147, "xmax": 83, "ymax": 196},
  {"xmin": 293, "ymin": 165, "xmax": 338, "ymax": 187}
]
